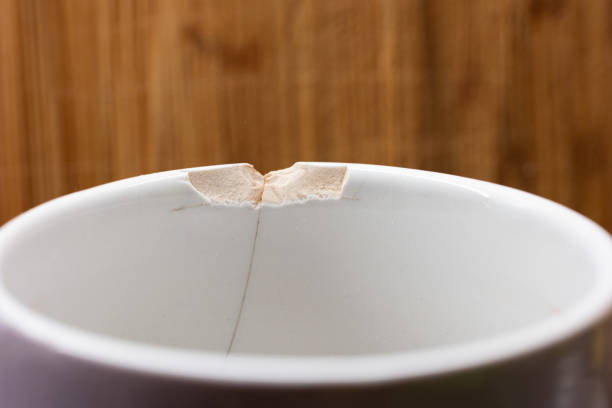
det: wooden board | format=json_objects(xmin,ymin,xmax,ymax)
[{"xmin": 1, "ymin": 0, "xmax": 611, "ymax": 229}]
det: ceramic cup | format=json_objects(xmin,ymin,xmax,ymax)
[{"xmin": 0, "ymin": 163, "xmax": 611, "ymax": 408}]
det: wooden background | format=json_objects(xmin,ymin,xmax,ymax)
[{"xmin": 1, "ymin": 0, "xmax": 611, "ymax": 229}]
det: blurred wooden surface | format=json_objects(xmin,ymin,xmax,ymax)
[{"xmin": 1, "ymin": 0, "xmax": 611, "ymax": 228}]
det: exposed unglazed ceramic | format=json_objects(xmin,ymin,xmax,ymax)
[{"xmin": 0, "ymin": 163, "xmax": 611, "ymax": 407}]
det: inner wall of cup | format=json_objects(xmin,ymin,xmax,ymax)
[{"xmin": 0, "ymin": 169, "xmax": 598, "ymax": 356}]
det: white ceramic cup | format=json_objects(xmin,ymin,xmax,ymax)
[{"xmin": 0, "ymin": 163, "xmax": 611, "ymax": 407}]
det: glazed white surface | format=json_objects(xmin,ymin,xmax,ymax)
[{"xmin": 0, "ymin": 163, "xmax": 611, "ymax": 384}]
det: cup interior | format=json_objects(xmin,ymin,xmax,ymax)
[{"xmin": 0, "ymin": 164, "xmax": 608, "ymax": 359}]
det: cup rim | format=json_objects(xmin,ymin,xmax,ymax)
[{"xmin": 1, "ymin": 163, "xmax": 611, "ymax": 386}]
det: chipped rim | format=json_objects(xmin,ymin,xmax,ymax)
[
  {"xmin": 0, "ymin": 163, "xmax": 611, "ymax": 386},
  {"xmin": 186, "ymin": 162, "xmax": 348, "ymax": 207}
]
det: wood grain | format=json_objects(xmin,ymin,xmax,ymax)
[{"xmin": 1, "ymin": 0, "xmax": 611, "ymax": 229}]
